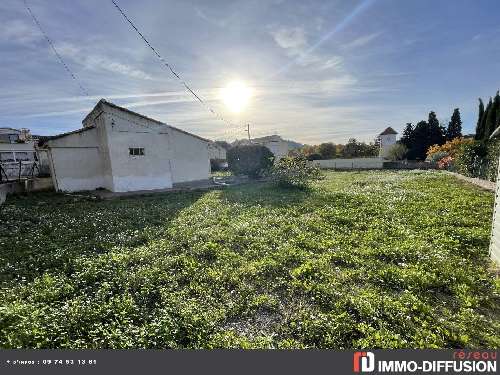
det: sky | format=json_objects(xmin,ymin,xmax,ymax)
[{"xmin": 1, "ymin": 0, "xmax": 499, "ymax": 144}]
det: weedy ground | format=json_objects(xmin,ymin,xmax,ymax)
[{"xmin": 0, "ymin": 170, "xmax": 498, "ymax": 348}]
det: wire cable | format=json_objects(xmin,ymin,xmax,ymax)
[
  {"xmin": 23, "ymin": 0, "xmax": 90, "ymax": 97},
  {"xmin": 110, "ymin": 0, "xmax": 235, "ymax": 128}
]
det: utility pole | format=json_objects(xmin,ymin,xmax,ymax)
[{"xmin": 246, "ymin": 124, "xmax": 251, "ymax": 142}]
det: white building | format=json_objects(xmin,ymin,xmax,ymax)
[
  {"xmin": 377, "ymin": 127, "xmax": 398, "ymax": 159},
  {"xmin": 0, "ymin": 127, "xmax": 37, "ymax": 180},
  {"xmin": 208, "ymin": 142, "xmax": 227, "ymax": 160},
  {"xmin": 234, "ymin": 134, "xmax": 300, "ymax": 160},
  {"xmin": 45, "ymin": 99, "xmax": 211, "ymax": 192}
]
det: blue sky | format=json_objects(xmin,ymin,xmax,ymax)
[{"xmin": 1, "ymin": 0, "xmax": 499, "ymax": 144}]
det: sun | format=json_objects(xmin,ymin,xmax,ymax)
[{"xmin": 220, "ymin": 80, "xmax": 253, "ymax": 113}]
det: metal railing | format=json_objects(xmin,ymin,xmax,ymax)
[{"xmin": 0, "ymin": 161, "xmax": 39, "ymax": 183}]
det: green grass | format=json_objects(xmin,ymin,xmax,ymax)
[{"xmin": 0, "ymin": 170, "xmax": 498, "ymax": 348}]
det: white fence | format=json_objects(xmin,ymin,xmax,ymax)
[{"xmin": 311, "ymin": 157, "xmax": 384, "ymax": 170}]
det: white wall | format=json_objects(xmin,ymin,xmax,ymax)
[
  {"xmin": 254, "ymin": 138, "xmax": 289, "ymax": 160},
  {"xmin": 48, "ymin": 100, "xmax": 210, "ymax": 193},
  {"xmin": 169, "ymin": 129, "xmax": 210, "ymax": 184},
  {"xmin": 101, "ymin": 107, "xmax": 174, "ymax": 192},
  {"xmin": 208, "ymin": 143, "xmax": 227, "ymax": 160},
  {"xmin": 379, "ymin": 134, "xmax": 397, "ymax": 158},
  {"xmin": 47, "ymin": 127, "xmax": 107, "ymax": 192},
  {"xmin": 311, "ymin": 158, "xmax": 383, "ymax": 169}
]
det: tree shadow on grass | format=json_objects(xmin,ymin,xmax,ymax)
[
  {"xmin": 218, "ymin": 180, "xmax": 364, "ymax": 212},
  {"xmin": 0, "ymin": 190, "xmax": 206, "ymax": 284}
]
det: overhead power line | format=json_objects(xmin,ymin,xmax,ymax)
[
  {"xmin": 110, "ymin": 0, "xmax": 232, "ymax": 127},
  {"xmin": 23, "ymin": 0, "xmax": 90, "ymax": 97}
]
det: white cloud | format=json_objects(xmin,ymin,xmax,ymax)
[
  {"xmin": 342, "ymin": 32, "xmax": 382, "ymax": 49},
  {"xmin": 56, "ymin": 42, "xmax": 153, "ymax": 80},
  {"xmin": 269, "ymin": 26, "xmax": 343, "ymax": 71},
  {"xmin": 271, "ymin": 27, "xmax": 307, "ymax": 50},
  {"xmin": 0, "ymin": 20, "xmax": 42, "ymax": 45}
]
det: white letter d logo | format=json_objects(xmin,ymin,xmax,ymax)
[{"xmin": 361, "ymin": 352, "xmax": 375, "ymax": 372}]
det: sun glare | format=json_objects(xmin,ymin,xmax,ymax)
[{"xmin": 220, "ymin": 80, "xmax": 253, "ymax": 113}]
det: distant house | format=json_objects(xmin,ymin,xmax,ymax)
[
  {"xmin": 45, "ymin": 99, "xmax": 211, "ymax": 192},
  {"xmin": 208, "ymin": 142, "xmax": 227, "ymax": 160},
  {"xmin": 377, "ymin": 127, "xmax": 398, "ymax": 159},
  {"xmin": 0, "ymin": 127, "xmax": 38, "ymax": 180},
  {"xmin": 234, "ymin": 134, "xmax": 302, "ymax": 160}
]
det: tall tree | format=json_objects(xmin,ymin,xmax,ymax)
[
  {"xmin": 400, "ymin": 123, "xmax": 414, "ymax": 148},
  {"xmin": 483, "ymin": 97, "xmax": 494, "ymax": 139},
  {"xmin": 427, "ymin": 111, "xmax": 445, "ymax": 146},
  {"xmin": 318, "ymin": 143, "xmax": 336, "ymax": 159},
  {"xmin": 491, "ymin": 91, "xmax": 500, "ymax": 137},
  {"xmin": 475, "ymin": 98, "xmax": 485, "ymax": 140},
  {"xmin": 408, "ymin": 120, "xmax": 429, "ymax": 160},
  {"xmin": 446, "ymin": 108, "xmax": 462, "ymax": 140}
]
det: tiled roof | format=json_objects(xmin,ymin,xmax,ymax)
[{"xmin": 379, "ymin": 126, "xmax": 398, "ymax": 135}]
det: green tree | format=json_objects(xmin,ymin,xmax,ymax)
[
  {"xmin": 489, "ymin": 90, "xmax": 500, "ymax": 138},
  {"xmin": 341, "ymin": 138, "xmax": 378, "ymax": 158},
  {"xmin": 446, "ymin": 108, "xmax": 462, "ymax": 141},
  {"xmin": 408, "ymin": 120, "xmax": 429, "ymax": 160},
  {"xmin": 483, "ymin": 98, "xmax": 494, "ymax": 139},
  {"xmin": 227, "ymin": 144, "xmax": 274, "ymax": 177},
  {"xmin": 318, "ymin": 142, "xmax": 336, "ymax": 159},
  {"xmin": 474, "ymin": 98, "xmax": 485, "ymax": 140},
  {"xmin": 386, "ymin": 143, "xmax": 408, "ymax": 161},
  {"xmin": 427, "ymin": 111, "xmax": 445, "ymax": 147},
  {"xmin": 400, "ymin": 123, "xmax": 414, "ymax": 149}
]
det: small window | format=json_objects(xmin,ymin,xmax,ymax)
[{"xmin": 129, "ymin": 148, "xmax": 145, "ymax": 156}]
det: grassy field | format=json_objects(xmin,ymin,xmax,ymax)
[{"xmin": 0, "ymin": 171, "xmax": 498, "ymax": 348}]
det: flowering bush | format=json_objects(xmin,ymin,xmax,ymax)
[
  {"xmin": 426, "ymin": 137, "xmax": 473, "ymax": 159},
  {"xmin": 436, "ymin": 155, "xmax": 454, "ymax": 170},
  {"xmin": 428, "ymin": 151, "xmax": 448, "ymax": 165}
]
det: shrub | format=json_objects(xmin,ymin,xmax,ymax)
[
  {"xmin": 386, "ymin": 143, "xmax": 408, "ymax": 161},
  {"xmin": 484, "ymin": 139, "xmax": 500, "ymax": 181},
  {"xmin": 306, "ymin": 153, "xmax": 323, "ymax": 161},
  {"xmin": 426, "ymin": 137, "xmax": 473, "ymax": 159},
  {"xmin": 227, "ymin": 144, "xmax": 274, "ymax": 178},
  {"xmin": 318, "ymin": 143, "xmax": 336, "ymax": 159},
  {"xmin": 437, "ymin": 155, "xmax": 454, "ymax": 170},
  {"xmin": 269, "ymin": 155, "xmax": 323, "ymax": 188},
  {"xmin": 454, "ymin": 141, "xmax": 487, "ymax": 178},
  {"xmin": 427, "ymin": 151, "xmax": 448, "ymax": 165}
]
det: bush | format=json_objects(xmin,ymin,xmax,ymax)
[
  {"xmin": 306, "ymin": 153, "xmax": 323, "ymax": 161},
  {"xmin": 269, "ymin": 155, "xmax": 323, "ymax": 188},
  {"xmin": 427, "ymin": 151, "xmax": 448, "ymax": 165},
  {"xmin": 454, "ymin": 141, "xmax": 487, "ymax": 178},
  {"xmin": 318, "ymin": 143, "xmax": 336, "ymax": 159},
  {"xmin": 484, "ymin": 139, "xmax": 500, "ymax": 181},
  {"xmin": 386, "ymin": 143, "xmax": 408, "ymax": 161},
  {"xmin": 227, "ymin": 144, "xmax": 274, "ymax": 178},
  {"xmin": 426, "ymin": 137, "xmax": 473, "ymax": 159},
  {"xmin": 437, "ymin": 155, "xmax": 454, "ymax": 170}
]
